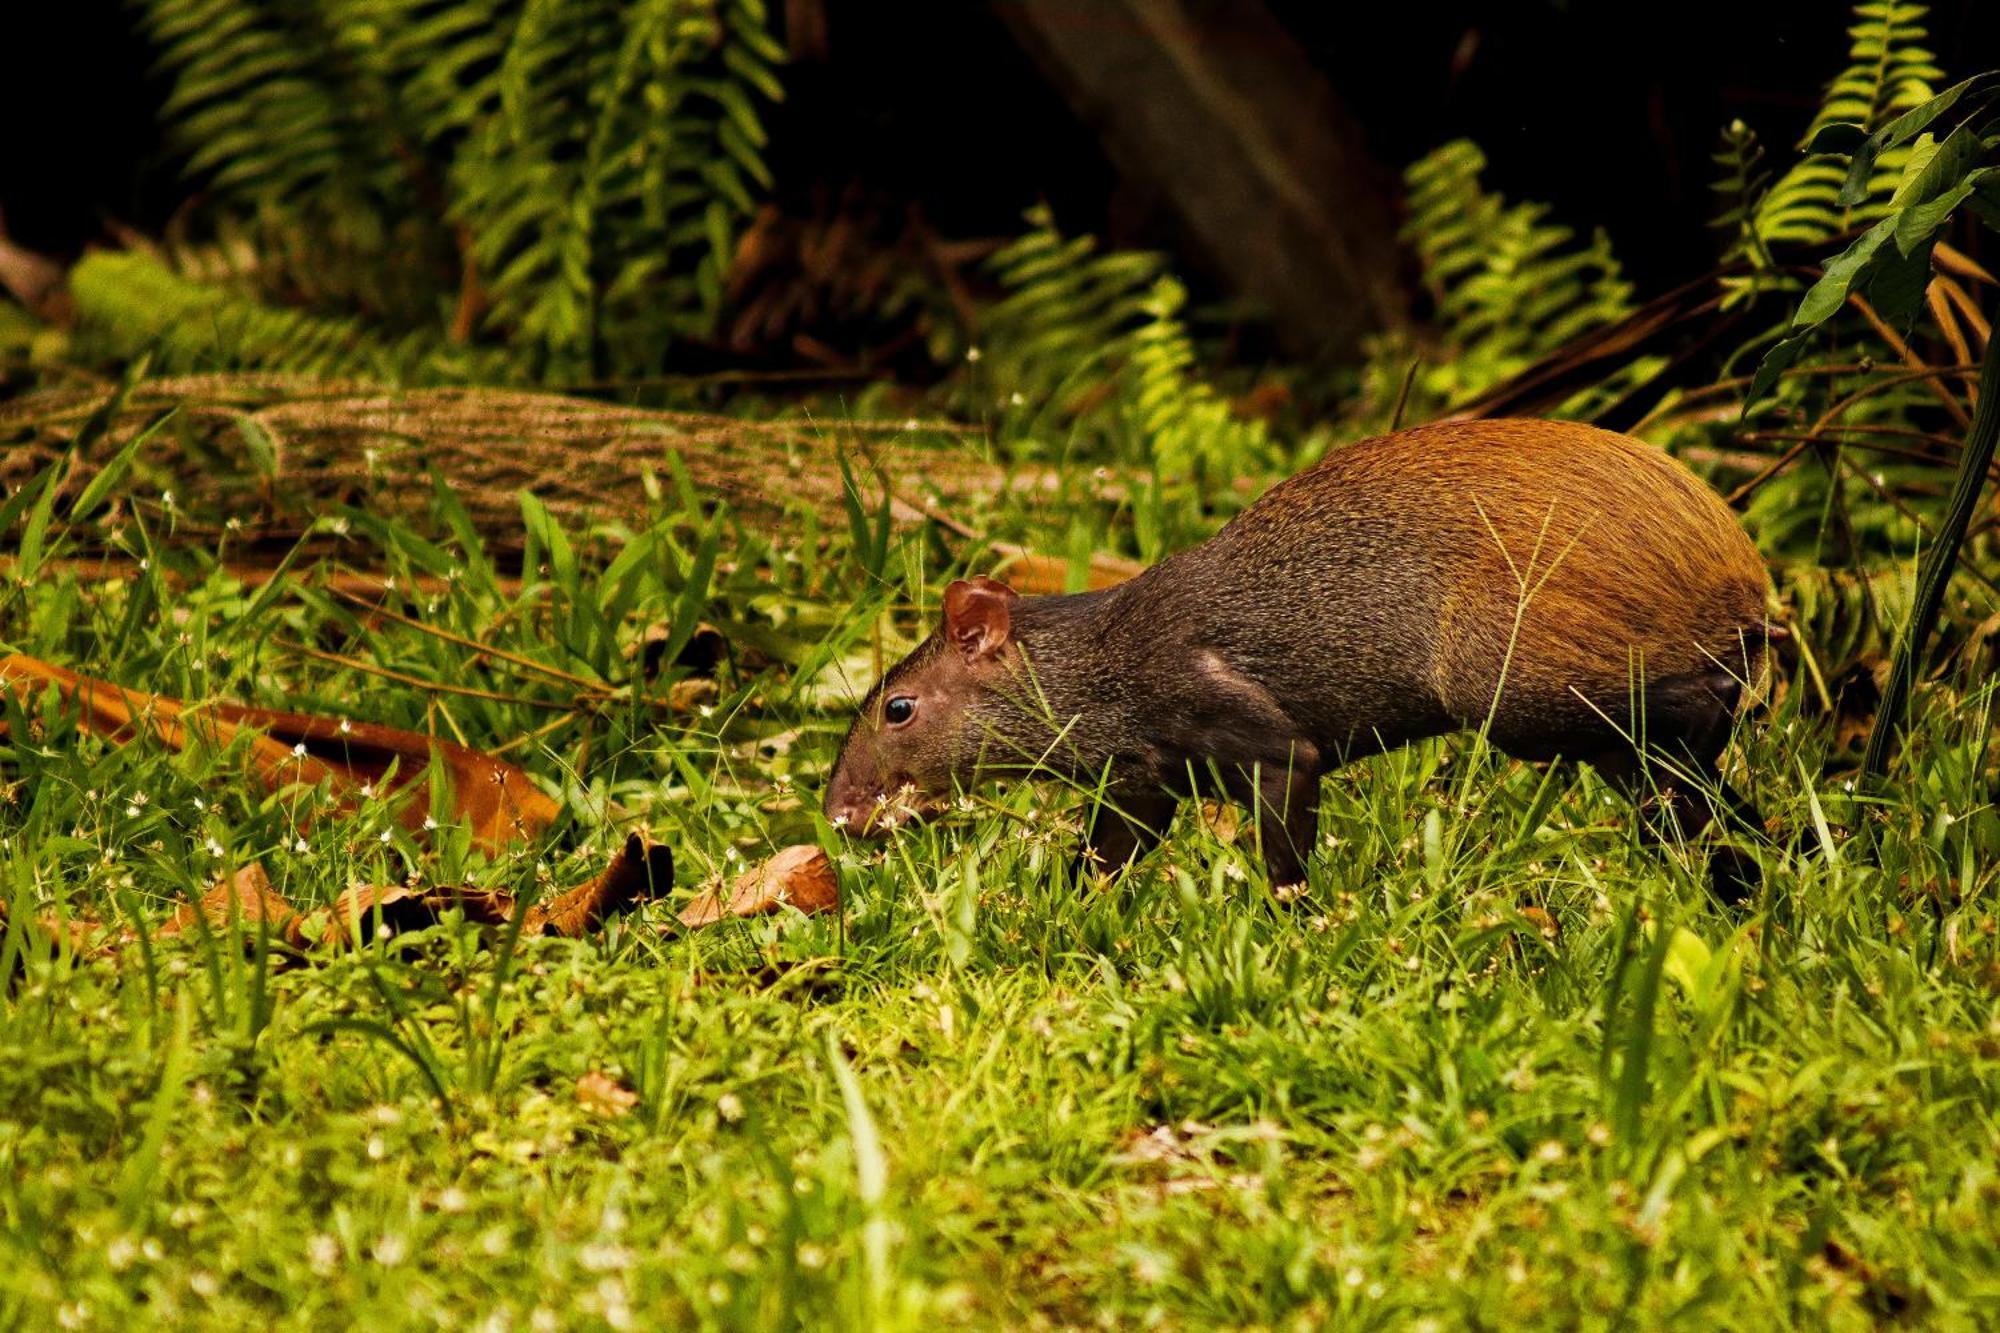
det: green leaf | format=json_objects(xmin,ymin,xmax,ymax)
[
  {"xmin": 71, "ymin": 410, "xmax": 176, "ymax": 520},
  {"xmin": 1805, "ymin": 122, "xmax": 1867, "ymax": 155},
  {"xmin": 1894, "ymin": 167, "xmax": 1996, "ymax": 255},
  {"xmin": 1836, "ymin": 72, "xmax": 2000, "ymax": 206},
  {"xmin": 1863, "ymin": 235, "xmax": 1936, "ymax": 331},
  {"xmin": 1660, "ymin": 926, "xmax": 1714, "ymax": 1001},
  {"xmin": 1792, "ymin": 215, "xmax": 1896, "ymax": 329},
  {"xmin": 1746, "ymin": 332, "xmax": 1812, "ymax": 412}
]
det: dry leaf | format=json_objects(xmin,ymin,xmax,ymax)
[
  {"xmin": 1518, "ymin": 906, "xmax": 1562, "ymax": 941},
  {"xmin": 35, "ymin": 836, "xmax": 672, "ymax": 961},
  {"xmin": 634, "ymin": 621, "xmax": 728, "ymax": 679},
  {"xmin": 322, "ymin": 833, "xmax": 669, "ymax": 947},
  {"xmin": 576, "ymin": 1070, "xmax": 640, "ymax": 1118},
  {"xmin": 527, "ymin": 832, "xmax": 673, "ymax": 937},
  {"xmin": 161, "ymin": 862, "xmax": 304, "ymax": 944},
  {"xmin": 0, "ymin": 654, "xmax": 559, "ymax": 852},
  {"xmin": 678, "ymin": 844, "xmax": 838, "ymax": 928},
  {"xmin": 205, "ymin": 702, "xmax": 560, "ymax": 852},
  {"xmin": 0, "ymin": 900, "xmax": 103, "ymax": 962},
  {"xmin": 989, "ymin": 543, "xmax": 1144, "ymax": 596},
  {"xmin": 320, "ymin": 881, "xmax": 517, "ymax": 947}
]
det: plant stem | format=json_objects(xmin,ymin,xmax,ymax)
[{"xmin": 1862, "ymin": 327, "xmax": 2000, "ymax": 777}]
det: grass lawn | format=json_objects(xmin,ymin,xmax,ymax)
[{"xmin": 1, "ymin": 473, "xmax": 1996, "ymax": 1331}]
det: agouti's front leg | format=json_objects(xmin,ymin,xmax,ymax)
[
  {"xmin": 1229, "ymin": 744, "xmax": 1322, "ymax": 894},
  {"xmin": 1076, "ymin": 781, "xmax": 1178, "ymax": 881}
]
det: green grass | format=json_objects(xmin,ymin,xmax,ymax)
[{"xmin": 1, "ymin": 454, "xmax": 1997, "ymax": 1331}]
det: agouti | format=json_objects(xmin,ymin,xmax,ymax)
[{"xmin": 825, "ymin": 419, "xmax": 1780, "ymax": 897}]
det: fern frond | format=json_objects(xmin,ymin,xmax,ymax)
[
  {"xmin": 980, "ymin": 206, "xmax": 1169, "ymax": 410},
  {"xmin": 1754, "ymin": 1, "xmax": 1944, "ymax": 246},
  {"xmin": 130, "ymin": 0, "xmax": 783, "ymax": 381},
  {"xmin": 978, "ymin": 209, "xmax": 1279, "ymax": 481},
  {"xmin": 1710, "ymin": 119, "xmax": 1777, "ymax": 273},
  {"xmin": 1369, "ymin": 140, "xmax": 1636, "ymax": 423},
  {"xmin": 68, "ymin": 251, "xmax": 499, "ymax": 382},
  {"xmin": 1126, "ymin": 279, "xmax": 1281, "ymax": 479}
]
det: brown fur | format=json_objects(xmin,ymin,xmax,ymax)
[{"xmin": 826, "ymin": 419, "xmax": 1777, "ymax": 895}]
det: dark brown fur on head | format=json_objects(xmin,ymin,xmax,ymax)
[{"xmin": 824, "ymin": 576, "xmax": 1034, "ymax": 833}]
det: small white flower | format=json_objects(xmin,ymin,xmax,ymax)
[
  {"xmin": 291, "ymin": 742, "xmax": 307, "ymax": 759},
  {"xmin": 964, "ymin": 345, "xmax": 982, "ymax": 363},
  {"xmin": 379, "ymin": 830, "xmax": 393, "ymax": 844},
  {"xmin": 339, "ymin": 719, "xmax": 352, "ymax": 735},
  {"xmin": 579, "ymin": 1241, "xmax": 631, "ymax": 1273},
  {"xmin": 307, "ymin": 1234, "xmax": 340, "ymax": 1276},
  {"xmin": 373, "ymin": 1234, "xmax": 407, "ymax": 1266},
  {"xmin": 293, "ymin": 837, "xmax": 309, "ymax": 853},
  {"xmin": 422, "ymin": 816, "xmax": 438, "ymax": 831}
]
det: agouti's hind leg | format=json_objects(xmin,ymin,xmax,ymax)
[{"xmin": 1585, "ymin": 668, "xmax": 1765, "ymax": 905}]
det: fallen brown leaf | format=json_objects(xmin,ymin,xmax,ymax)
[
  {"xmin": 677, "ymin": 844, "xmax": 838, "ymax": 928},
  {"xmin": 527, "ymin": 832, "xmax": 673, "ymax": 937},
  {"xmin": 576, "ymin": 1070, "xmax": 640, "ymax": 1117},
  {"xmin": 0, "ymin": 900, "xmax": 102, "ymax": 960},
  {"xmin": 321, "ymin": 832, "xmax": 671, "ymax": 948},
  {"xmin": 0, "ymin": 654, "xmax": 559, "ymax": 852},
  {"xmin": 0, "ymin": 834, "xmax": 670, "ymax": 977},
  {"xmin": 160, "ymin": 862, "xmax": 304, "ymax": 944},
  {"xmin": 320, "ymin": 881, "xmax": 517, "ymax": 947},
  {"xmin": 1518, "ymin": 906, "xmax": 1562, "ymax": 942},
  {"xmin": 989, "ymin": 543, "xmax": 1144, "ymax": 595}
]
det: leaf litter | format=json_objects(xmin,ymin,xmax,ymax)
[{"xmin": 0, "ymin": 654, "xmax": 841, "ymax": 969}]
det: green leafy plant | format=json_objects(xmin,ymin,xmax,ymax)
[
  {"xmin": 978, "ymin": 208, "xmax": 1284, "ymax": 483},
  {"xmin": 1746, "ymin": 70, "xmax": 2000, "ymax": 773},
  {"xmin": 77, "ymin": 0, "xmax": 784, "ymax": 383},
  {"xmin": 1359, "ymin": 139, "xmax": 1638, "ymax": 426},
  {"xmin": 1752, "ymin": 1, "xmax": 1945, "ymax": 248}
]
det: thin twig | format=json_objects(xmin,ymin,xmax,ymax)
[
  {"xmin": 328, "ymin": 586, "xmax": 601, "ymax": 691},
  {"xmin": 1849, "ymin": 292, "xmax": 1971, "ymax": 428},
  {"xmin": 275, "ymin": 639, "xmax": 579, "ymax": 711}
]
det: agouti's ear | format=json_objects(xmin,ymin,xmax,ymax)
[{"xmin": 942, "ymin": 577, "xmax": 1019, "ymax": 663}]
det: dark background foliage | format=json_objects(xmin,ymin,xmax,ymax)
[{"xmin": 11, "ymin": 0, "xmax": 1998, "ymax": 296}]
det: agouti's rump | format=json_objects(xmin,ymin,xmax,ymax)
[{"xmin": 825, "ymin": 418, "xmax": 1779, "ymax": 899}]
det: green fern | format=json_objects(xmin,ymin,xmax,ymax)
[
  {"xmin": 1362, "ymin": 139, "xmax": 1637, "ymax": 425},
  {"xmin": 1125, "ymin": 279, "xmax": 1282, "ymax": 480},
  {"xmin": 979, "ymin": 206, "xmax": 1169, "ymax": 413},
  {"xmin": 122, "ymin": 0, "xmax": 783, "ymax": 382},
  {"xmin": 68, "ymin": 251, "xmax": 502, "ymax": 381},
  {"xmin": 1753, "ymin": 1, "xmax": 1943, "ymax": 247},
  {"xmin": 978, "ymin": 209, "xmax": 1280, "ymax": 482},
  {"xmin": 1710, "ymin": 119, "xmax": 1778, "ymax": 272}
]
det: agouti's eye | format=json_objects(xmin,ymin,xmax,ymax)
[{"xmin": 884, "ymin": 695, "xmax": 917, "ymax": 726}]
